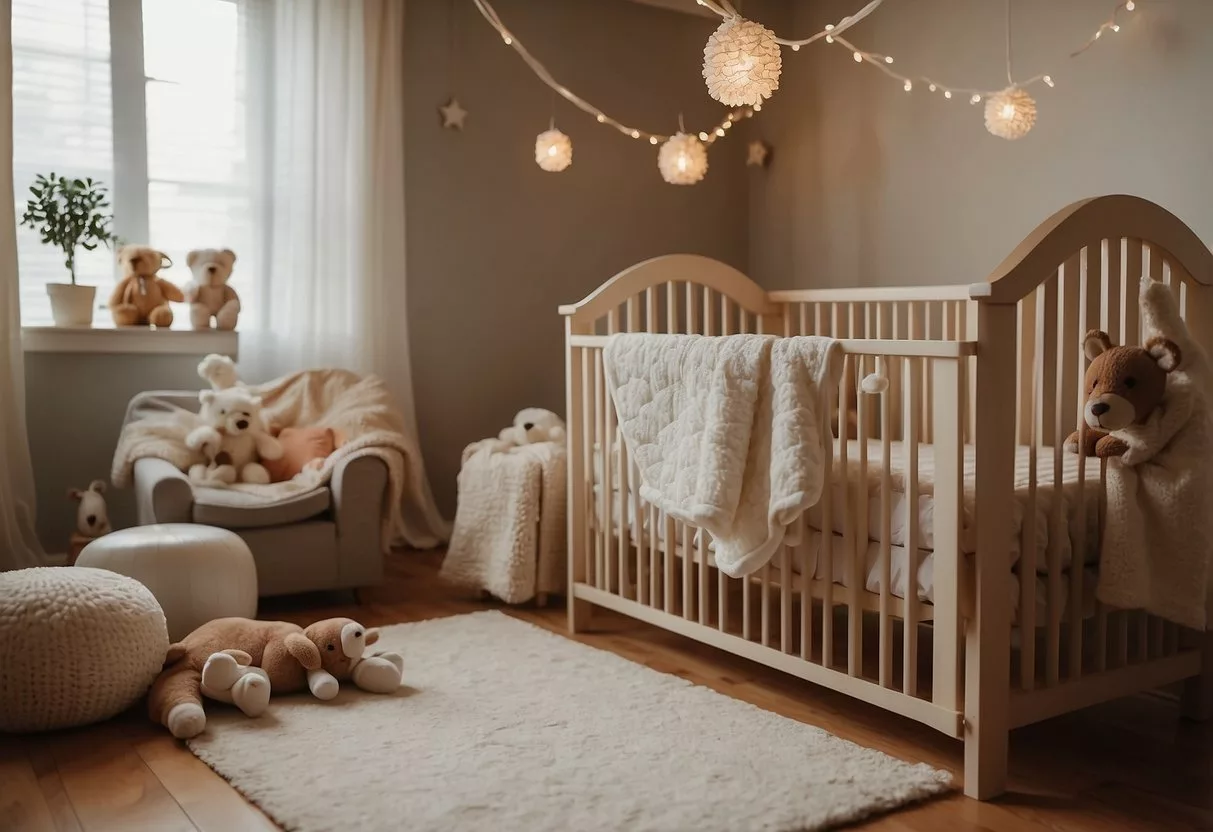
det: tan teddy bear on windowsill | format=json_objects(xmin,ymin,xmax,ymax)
[{"xmin": 108, "ymin": 245, "xmax": 184, "ymax": 327}]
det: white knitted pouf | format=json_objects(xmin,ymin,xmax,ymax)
[
  {"xmin": 77, "ymin": 524, "xmax": 258, "ymax": 642},
  {"xmin": 0, "ymin": 567, "xmax": 168, "ymax": 732}
]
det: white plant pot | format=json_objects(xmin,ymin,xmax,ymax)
[{"xmin": 46, "ymin": 283, "xmax": 96, "ymax": 327}]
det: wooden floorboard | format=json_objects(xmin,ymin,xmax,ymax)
[{"xmin": 2, "ymin": 549, "xmax": 1210, "ymax": 832}]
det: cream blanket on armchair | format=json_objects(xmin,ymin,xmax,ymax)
[
  {"xmin": 112, "ymin": 369, "xmax": 450, "ymax": 550},
  {"xmin": 1099, "ymin": 279, "xmax": 1213, "ymax": 629},
  {"xmin": 603, "ymin": 334, "xmax": 841, "ymax": 578}
]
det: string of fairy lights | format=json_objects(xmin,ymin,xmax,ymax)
[{"xmin": 459, "ymin": 0, "xmax": 1145, "ymax": 184}]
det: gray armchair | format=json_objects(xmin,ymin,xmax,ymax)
[{"xmin": 125, "ymin": 392, "xmax": 388, "ymax": 597}]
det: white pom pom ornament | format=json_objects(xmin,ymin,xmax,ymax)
[
  {"xmin": 658, "ymin": 133, "xmax": 708, "ymax": 186},
  {"xmin": 534, "ymin": 129, "xmax": 572, "ymax": 172},
  {"xmin": 984, "ymin": 86, "xmax": 1036, "ymax": 140},
  {"xmin": 702, "ymin": 17, "xmax": 782, "ymax": 107}
]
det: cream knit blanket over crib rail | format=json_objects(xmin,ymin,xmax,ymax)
[{"xmin": 603, "ymin": 334, "xmax": 840, "ymax": 578}]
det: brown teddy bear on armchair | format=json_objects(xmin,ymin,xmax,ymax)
[
  {"xmin": 109, "ymin": 245, "xmax": 184, "ymax": 327},
  {"xmin": 149, "ymin": 617, "xmax": 404, "ymax": 739},
  {"xmin": 1065, "ymin": 329, "xmax": 1181, "ymax": 458}
]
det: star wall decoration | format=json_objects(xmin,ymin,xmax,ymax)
[
  {"xmin": 746, "ymin": 140, "xmax": 769, "ymax": 167},
  {"xmin": 440, "ymin": 98, "xmax": 468, "ymax": 130}
]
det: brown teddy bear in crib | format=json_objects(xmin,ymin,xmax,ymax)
[
  {"xmin": 1064, "ymin": 329, "xmax": 1181, "ymax": 458},
  {"xmin": 149, "ymin": 617, "xmax": 404, "ymax": 738},
  {"xmin": 109, "ymin": 245, "xmax": 184, "ymax": 327}
]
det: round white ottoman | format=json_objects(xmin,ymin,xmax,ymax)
[
  {"xmin": 77, "ymin": 524, "xmax": 258, "ymax": 642},
  {"xmin": 0, "ymin": 567, "xmax": 168, "ymax": 732}
]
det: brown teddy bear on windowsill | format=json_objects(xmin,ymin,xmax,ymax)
[{"xmin": 108, "ymin": 245, "xmax": 184, "ymax": 327}]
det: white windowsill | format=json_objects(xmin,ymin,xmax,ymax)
[{"xmin": 22, "ymin": 323, "xmax": 239, "ymax": 357}]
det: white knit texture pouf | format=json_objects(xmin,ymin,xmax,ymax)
[
  {"xmin": 78, "ymin": 524, "xmax": 258, "ymax": 642},
  {"xmin": 0, "ymin": 567, "xmax": 168, "ymax": 733}
]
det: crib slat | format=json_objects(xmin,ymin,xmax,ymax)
[
  {"xmin": 722, "ymin": 294, "xmax": 734, "ymax": 336},
  {"xmin": 698, "ymin": 525, "xmax": 710, "ymax": 627},
  {"xmin": 761, "ymin": 563, "xmax": 771, "ymax": 647},
  {"xmin": 1071, "ymin": 249, "xmax": 1095, "ymax": 680},
  {"xmin": 780, "ymin": 545, "xmax": 792, "ymax": 653},
  {"xmin": 648, "ymin": 502, "xmax": 658, "ymax": 607},
  {"xmin": 686, "ymin": 283, "xmax": 699, "ymax": 334},
  {"xmin": 1102, "ymin": 239, "xmax": 1121, "ymax": 342},
  {"xmin": 849, "ymin": 356, "xmax": 867, "ymax": 677},
  {"xmin": 742, "ymin": 553, "xmax": 752, "ymax": 641},
  {"xmin": 578, "ymin": 348, "xmax": 593, "ymax": 595},
  {"xmin": 703, "ymin": 287, "xmax": 715, "ymax": 336},
  {"xmin": 632, "ymin": 462, "xmax": 644, "ymax": 605},
  {"xmin": 932, "ymin": 358, "xmax": 962, "ymax": 712},
  {"xmin": 1124, "ymin": 239, "xmax": 1143, "ymax": 345},
  {"xmin": 821, "ymin": 362, "xmax": 836, "ymax": 667},
  {"xmin": 608, "ymin": 307, "xmax": 620, "ymax": 335},
  {"xmin": 799, "ymin": 303, "xmax": 809, "ymax": 336},
  {"xmin": 666, "ymin": 282, "xmax": 678, "ymax": 333},
  {"xmin": 626, "ymin": 297, "xmax": 640, "ymax": 333},
  {"xmin": 799, "ymin": 514, "xmax": 812, "ymax": 661},
  {"xmin": 740, "ymin": 309, "xmax": 751, "ymax": 335},
  {"xmin": 904, "ymin": 357, "xmax": 922, "ymax": 697},
  {"xmin": 664, "ymin": 514, "xmax": 676, "ymax": 613},
  {"xmin": 617, "ymin": 412, "xmax": 631, "ymax": 600},
  {"xmin": 596, "ymin": 350, "xmax": 607, "ymax": 590},
  {"xmin": 682, "ymin": 523, "xmax": 693, "ymax": 621},
  {"xmin": 879, "ymin": 358, "xmax": 893, "ymax": 688},
  {"xmin": 1020, "ymin": 286, "xmax": 1042, "ymax": 690},
  {"xmin": 1047, "ymin": 266, "xmax": 1068, "ymax": 686}
]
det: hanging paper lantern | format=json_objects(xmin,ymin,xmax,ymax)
[
  {"xmin": 658, "ymin": 133, "xmax": 708, "ymax": 185},
  {"xmin": 534, "ymin": 128, "xmax": 572, "ymax": 172},
  {"xmin": 702, "ymin": 17, "xmax": 782, "ymax": 107},
  {"xmin": 984, "ymin": 86, "xmax": 1036, "ymax": 140}
]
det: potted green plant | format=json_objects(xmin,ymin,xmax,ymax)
[{"xmin": 20, "ymin": 173, "xmax": 119, "ymax": 327}]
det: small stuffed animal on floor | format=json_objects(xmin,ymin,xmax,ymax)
[
  {"xmin": 1064, "ymin": 329, "xmax": 1181, "ymax": 458},
  {"xmin": 149, "ymin": 617, "xmax": 404, "ymax": 739},
  {"xmin": 108, "ymin": 245, "xmax": 184, "ymax": 327},
  {"xmin": 186, "ymin": 387, "xmax": 283, "ymax": 485},
  {"xmin": 67, "ymin": 479, "xmax": 110, "ymax": 538},
  {"xmin": 185, "ymin": 248, "xmax": 241, "ymax": 331}
]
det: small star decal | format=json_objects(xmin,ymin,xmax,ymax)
[
  {"xmin": 747, "ymin": 140, "xmax": 769, "ymax": 167},
  {"xmin": 439, "ymin": 98, "xmax": 467, "ymax": 130}
]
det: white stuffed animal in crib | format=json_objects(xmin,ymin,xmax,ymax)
[{"xmin": 498, "ymin": 408, "xmax": 566, "ymax": 446}]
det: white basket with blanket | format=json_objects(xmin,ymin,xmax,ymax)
[{"xmin": 441, "ymin": 409, "xmax": 567, "ymax": 605}]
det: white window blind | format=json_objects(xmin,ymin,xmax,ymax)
[
  {"xmin": 11, "ymin": 0, "xmax": 115, "ymax": 326},
  {"xmin": 11, "ymin": 0, "xmax": 254, "ymax": 326}
]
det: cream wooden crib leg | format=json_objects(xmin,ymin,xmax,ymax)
[
  {"xmin": 569, "ymin": 597, "xmax": 593, "ymax": 633},
  {"xmin": 964, "ymin": 302, "xmax": 1017, "ymax": 800},
  {"xmin": 1181, "ymin": 631, "xmax": 1213, "ymax": 721}
]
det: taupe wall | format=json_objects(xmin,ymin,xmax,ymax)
[
  {"xmin": 25, "ymin": 352, "xmax": 209, "ymax": 553},
  {"xmin": 748, "ymin": 0, "xmax": 1213, "ymax": 290},
  {"xmin": 24, "ymin": 0, "xmax": 750, "ymax": 549},
  {"xmin": 405, "ymin": 0, "xmax": 748, "ymax": 514}
]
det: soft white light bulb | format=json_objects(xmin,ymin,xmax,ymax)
[
  {"xmin": 1112, "ymin": 23, "xmax": 1120, "ymax": 32},
  {"xmin": 825, "ymin": 23, "xmax": 834, "ymax": 31},
  {"xmin": 971, "ymin": 94, "xmax": 982, "ymax": 104},
  {"xmin": 884, "ymin": 56, "xmax": 894, "ymax": 64},
  {"xmin": 548, "ymin": 145, "xmax": 557, "ymax": 156},
  {"xmin": 677, "ymin": 155, "xmax": 688, "ymax": 172},
  {"xmin": 503, "ymin": 35, "xmax": 512, "ymax": 45},
  {"xmin": 944, "ymin": 90, "xmax": 952, "ymax": 99},
  {"xmin": 698, "ymin": 131, "xmax": 709, "ymax": 141},
  {"xmin": 723, "ymin": 120, "xmax": 732, "ymax": 128},
  {"xmin": 929, "ymin": 83, "xmax": 937, "ymax": 92},
  {"xmin": 853, "ymin": 51, "xmax": 863, "ymax": 62},
  {"xmin": 596, "ymin": 114, "xmax": 606, "ymax": 123},
  {"xmin": 791, "ymin": 44, "xmax": 800, "ymax": 52},
  {"xmin": 715, "ymin": 127, "xmax": 725, "ymax": 136},
  {"xmin": 1001, "ymin": 103, "xmax": 1016, "ymax": 120},
  {"xmin": 1126, "ymin": 0, "xmax": 1135, "ymax": 10},
  {"xmin": 649, "ymin": 136, "xmax": 658, "ymax": 145},
  {"xmin": 631, "ymin": 130, "xmax": 640, "ymax": 138},
  {"xmin": 904, "ymin": 80, "xmax": 912, "ymax": 92},
  {"xmin": 753, "ymin": 103, "xmax": 762, "ymax": 111},
  {"xmin": 825, "ymin": 35, "xmax": 834, "ymax": 43},
  {"xmin": 1044, "ymin": 75, "xmax": 1055, "ymax": 87},
  {"xmin": 1095, "ymin": 30, "xmax": 1102, "ymax": 38}
]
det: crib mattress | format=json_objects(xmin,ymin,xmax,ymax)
[{"xmin": 594, "ymin": 439, "xmax": 1104, "ymax": 570}]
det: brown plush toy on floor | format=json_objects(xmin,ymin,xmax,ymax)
[
  {"xmin": 149, "ymin": 617, "xmax": 404, "ymax": 739},
  {"xmin": 109, "ymin": 245, "xmax": 184, "ymax": 327},
  {"xmin": 1064, "ymin": 329, "xmax": 1181, "ymax": 458}
]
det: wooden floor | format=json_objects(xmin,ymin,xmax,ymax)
[{"xmin": 3, "ymin": 551, "xmax": 1211, "ymax": 832}]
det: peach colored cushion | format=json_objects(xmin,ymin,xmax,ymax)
[{"xmin": 265, "ymin": 427, "xmax": 337, "ymax": 482}]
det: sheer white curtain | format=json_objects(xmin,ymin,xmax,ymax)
[
  {"xmin": 0, "ymin": 0, "xmax": 46, "ymax": 570},
  {"xmin": 240, "ymin": 0, "xmax": 447, "ymax": 545}
]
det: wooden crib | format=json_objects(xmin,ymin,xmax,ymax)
[{"xmin": 560, "ymin": 195, "xmax": 1213, "ymax": 800}]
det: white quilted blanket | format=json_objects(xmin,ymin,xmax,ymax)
[
  {"xmin": 603, "ymin": 334, "xmax": 841, "ymax": 578},
  {"xmin": 441, "ymin": 441, "xmax": 567, "ymax": 604}
]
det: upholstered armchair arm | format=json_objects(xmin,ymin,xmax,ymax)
[
  {"xmin": 332, "ymin": 455, "xmax": 390, "ymax": 588},
  {"xmin": 134, "ymin": 457, "xmax": 194, "ymax": 524}
]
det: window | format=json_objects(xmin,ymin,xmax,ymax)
[{"xmin": 11, "ymin": 0, "xmax": 255, "ymax": 326}]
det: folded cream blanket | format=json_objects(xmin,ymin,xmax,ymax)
[
  {"xmin": 603, "ymin": 334, "xmax": 841, "ymax": 578},
  {"xmin": 441, "ymin": 440, "xmax": 567, "ymax": 604},
  {"xmin": 1100, "ymin": 279, "xmax": 1213, "ymax": 629},
  {"xmin": 112, "ymin": 369, "xmax": 450, "ymax": 550}
]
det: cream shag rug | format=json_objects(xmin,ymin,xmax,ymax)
[{"xmin": 188, "ymin": 611, "xmax": 949, "ymax": 831}]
